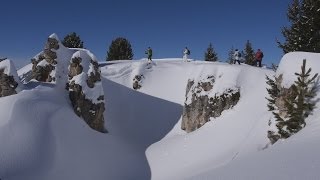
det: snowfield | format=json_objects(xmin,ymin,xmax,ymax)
[{"xmin": 0, "ymin": 52, "xmax": 320, "ymax": 179}]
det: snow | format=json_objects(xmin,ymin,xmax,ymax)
[
  {"xmin": 37, "ymin": 59, "xmax": 50, "ymax": 67},
  {"xmin": 277, "ymin": 52, "xmax": 320, "ymax": 88},
  {"xmin": 185, "ymin": 64, "xmax": 241, "ymax": 105},
  {"xmin": 49, "ymin": 34, "xmax": 74, "ymax": 91},
  {"xmin": 1, "ymin": 51, "xmax": 320, "ymax": 179}
]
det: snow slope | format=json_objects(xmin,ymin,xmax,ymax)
[{"xmin": 0, "ymin": 52, "xmax": 319, "ymax": 179}]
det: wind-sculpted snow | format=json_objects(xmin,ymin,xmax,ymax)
[{"xmin": 3, "ymin": 52, "xmax": 320, "ymax": 179}]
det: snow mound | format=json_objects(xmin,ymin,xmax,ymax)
[
  {"xmin": 277, "ymin": 52, "xmax": 320, "ymax": 88},
  {"xmin": 2, "ymin": 51, "xmax": 320, "ymax": 180}
]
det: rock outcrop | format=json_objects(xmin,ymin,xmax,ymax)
[
  {"xmin": 0, "ymin": 59, "xmax": 22, "ymax": 97},
  {"xmin": 29, "ymin": 34, "xmax": 106, "ymax": 133},
  {"xmin": 133, "ymin": 74, "xmax": 144, "ymax": 90},
  {"xmin": 31, "ymin": 37, "xmax": 59, "ymax": 82},
  {"xmin": 68, "ymin": 51, "xmax": 106, "ymax": 133},
  {"xmin": 181, "ymin": 75, "xmax": 240, "ymax": 132}
]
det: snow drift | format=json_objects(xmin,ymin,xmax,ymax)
[{"xmin": 0, "ymin": 51, "xmax": 319, "ymax": 180}]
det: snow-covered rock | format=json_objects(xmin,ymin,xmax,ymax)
[
  {"xmin": 181, "ymin": 76, "xmax": 240, "ymax": 132},
  {"xmin": 68, "ymin": 50, "xmax": 106, "ymax": 133},
  {"xmin": 0, "ymin": 59, "xmax": 23, "ymax": 97},
  {"xmin": 28, "ymin": 34, "xmax": 106, "ymax": 132},
  {"xmin": 30, "ymin": 33, "xmax": 73, "ymax": 89}
]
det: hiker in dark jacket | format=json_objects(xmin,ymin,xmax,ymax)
[
  {"xmin": 254, "ymin": 49, "xmax": 264, "ymax": 67},
  {"xmin": 145, "ymin": 47, "xmax": 153, "ymax": 63}
]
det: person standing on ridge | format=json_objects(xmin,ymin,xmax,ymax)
[
  {"xmin": 233, "ymin": 49, "xmax": 241, "ymax": 65},
  {"xmin": 145, "ymin": 47, "xmax": 153, "ymax": 63},
  {"xmin": 254, "ymin": 49, "xmax": 264, "ymax": 67},
  {"xmin": 183, "ymin": 47, "xmax": 190, "ymax": 62}
]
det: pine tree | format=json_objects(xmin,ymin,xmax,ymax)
[
  {"xmin": 106, "ymin": 37, "xmax": 133, "ymax": 61},
  {"xmin": 227, "ymin": 46, "xmax": 235, "ymax": 64},
  {"xmin": 266, "ymin": 75, "xmax": 280, "ymax": 112},
  {"xmin": 267, "ymin": 59, "xmax": 318, "ymax": 143},
  {"xmin": 204, "ymin": 43, "xmax": 218, "ymax": 62},
  {"xmin": 243, "ymin": 40, "xmax": 255, "ymax": 65},
  {"xmin": 278, "ymin": 0, "xmax": 320, "ymax": 53},
  {"xmin": 284, "ymin": 59, "xmax": 318, "ymax": 134},
  {"xmin": 62, "ymin": 32, "xmax": 84, "ymax": 48}
]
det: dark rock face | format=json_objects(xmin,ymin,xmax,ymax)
[
  {"xmin": 133, "ymin": 74, "xmax": 144, "ymax": 90},
  {"xmin": 181, "ymin": 77, "xmax": 240, "ymax": 132},
  {"xmin": 68, "ymin": 54, "xmax": 107, "ymax": 133},
  {"xmin": 0, "ymin": 68, "xmax": 18, "ymax": 97},
  {"xmin": 68, "ymin": 57, "xmax": 83, "ymax": 78},
  {"xmin": 31, "ymin": 37, "xmax": 59, "ymax": 82},
  {"xmin": 87, "ymin": 60, "xmax": 101, "ymax": 88}
]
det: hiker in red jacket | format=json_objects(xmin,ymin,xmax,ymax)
[{"xmin": 254, "ymin": 49, "xmax": 264, "ymax": 67}]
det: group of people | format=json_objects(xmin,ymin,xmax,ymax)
[
  {"xmin": 233, "ymin": 48, "xmax": 264, "ymax": 67},
  {"xmin": 145, "ymin": 47, "xmax": 264, "ymax": 67},
  {"xmin": 145, "ymin": 47, "xmax": 191, "ymax": 63}
]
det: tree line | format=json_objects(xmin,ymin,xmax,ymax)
[
  {"xmin": 62, "ymin": 32, "xmax": 260, "ymax": 64},
  {"xmin": 61, "ymin": 0, "xmax": 319, "ymax": 63}
]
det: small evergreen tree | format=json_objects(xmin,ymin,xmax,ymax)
[
  {"xmin": 266, "ymin": 75, "xmax": 280, "ymax": 112},
  {"xmin": 106, "ymin": 37, "xmax": 134, "ymax": 61},
  {"xmin": 204, "ymin": 43, "xmax": 218, "ymax": 62},
  {"xmin": 243, "ymin": 40, "xmax": 255, "ymax": 65},
  {"xmin": 62, "ymin": 32, "xmax": 84, "ymax": 48},
  {"xmin": 278, "ymin": 0, "xmax": 320, "ymax": 53},
  {"xmin": 284, "ymin": 59, "xmax": 318, "ymax": 133},
  {"xmin": 227, "ymin": 46, "xmax": 235, "ymax": 64},
  {"xmin": 266, "ymin": 59, "xmax": 318, "ymax": 144}
]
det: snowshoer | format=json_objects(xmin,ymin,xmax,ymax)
[
  {"xmin": 254, "ymin": 49, "xmax": 264, "ymax": 67},
  {"xmin": 233, "ymin": 49, "xmax": 241, "ymax": 65},
  {"xmin": 183, "ymin": 47, "xmax": 190, "ymax": 62},
  {"xmin": 145, "ymin": 47, "xmax": 153, "ymax": 63}
]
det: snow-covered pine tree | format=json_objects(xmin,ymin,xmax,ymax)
[
  {"xmin": 62, "ymin": 32, "xmax": 84, "ymax": 48},
  {"xmin": 204, "ymin": 43, "xmax": 218, "ymax": 62},
  {"xmin": 106, "ymin": 37, "xmax": 134, "ymax": 61},
  {"xmin": 266, "ymin": 75, "xmax": 284, "ymax": 143},
  {"xmin": 268, "ymin": 59, "xmax": 318, "ymax": 144},
  {"xmin": 278, "ymin": 0, "xmax": 320, "ymax": 53},
  {"xmin": 301, "ymin": 0, "xmax": 320, "ymax": 52},
  {"xmin": 266, "ymin": 75, "xmax": 280, "ymax": 112},
  {"xmin": 243, "ymin": 40, "xmax": 255, "ymax": 65},
  {"xmin": 284, "ymin": 59, "xmax": 318, "ymax": 134}
]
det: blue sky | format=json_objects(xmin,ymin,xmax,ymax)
[{"xmin": 0, "ymin": 0, "xmax": 291, "ymax": 68}]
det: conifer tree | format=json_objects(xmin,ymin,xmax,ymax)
[
  {"xmin": 62, "ymin": 32, "xmax": 84, "ymax": 48},
  {"xmin": 278, "ymin": 0, "xmax": 320, "ymax": 53},
  {"xmin": 106, "ymin": 37, "xmax": 134, "ymax": 61},
  {"xmin": 243, "ymin": 40, "xmax": 255, "ymax": 65},
  {"xmin": 284, "ymin": 59, "xmax": 318, "ymax": 134},
  {"xmin": 204, "ymin": 43, "xmax": 218, "ymax": 62},
  {"xmin": 267, "ymin": 59, "xmax": 318, "ymax": 143},
  {"xmin": 266, "ymin": 75, "xmax": 280, "ymax": 112}
]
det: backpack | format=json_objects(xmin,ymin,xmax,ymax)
[
  {"xmin": 187, "ymin": 49, "xmax": 190, "ymax": 55},
  {"xmin": 238, "ymin": 52, "xmax": 241, "ymax": 58}
]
